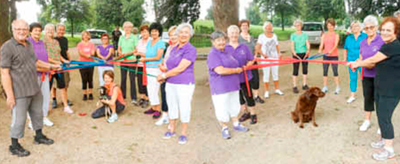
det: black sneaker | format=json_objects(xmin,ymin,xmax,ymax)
[
  {"xmin": 254, "ymin": 96, "xmax": 265, "ymax": 104},
  {"xmin": 67, "ymin": 100, "xmax": 73, "ymax": 106},
  {"xmin": 138, "ymin": 99, "xmax": 144, "ymax": 106},
  {"xmin": 239, "ymin": 112, "xmax": 251, "ymax": 122},
  {"xmin": 52, "ymin": 100, "xmax": 57, "ymax": 108},
  {"xmin": 293, "ymin": 87, "xmax": 299, "ymax": 94},
  {"xmin": 302, "ymin": 85, "xmax": 309, "ymax": 90},
  {"xmin": 88, "ymin": 94, "xmax": 94, "ymax": 100},
  {"xmin": 141, "ymin": 100, "xmax": 149, "ymax": 108},
  {"xmin": 9, "ymin": 144, "xmax": 30, "ymax": 157},
  {"xmin": 250, "ymin": 115, "xmax": 258, "ymax": 124},
  {"xmin": 34, "ymin": 135, "xmax": 54, "ymax": 145}
]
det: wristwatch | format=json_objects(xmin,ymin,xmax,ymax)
[{"xmin": 161, "ymin": 73, "xmax": 166, "ymax": 79}]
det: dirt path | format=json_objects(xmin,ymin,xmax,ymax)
[{"xmin": 0, "ymin": 41, "xmax": 399, "ymax": 164}]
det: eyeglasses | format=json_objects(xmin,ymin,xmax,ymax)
[
  {"xmin": 13, "ymin": 28, "xmax": 29, "ymax": 32},
  {"xmin": 364, "ymin": 26, "xmax": 375, "ymax": 31}
]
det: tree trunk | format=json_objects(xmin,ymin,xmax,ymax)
[
  {"xmin": 280, "ymin": 10, "xmax": 285, "ymax": 31},
  {"xmin": 212, "ymin": 0, "xmax": 239, "ymax": 32},
  {"xmin": 0, "ymin": 0, "xmax": 11, "ymax": 98},
  {"xmin": 70, "ymin": 19, "xmax": 74, "ymax": 38},
  {"xmin": 9, "ymin": 0, "xmax": 17, "ymax": 22}
]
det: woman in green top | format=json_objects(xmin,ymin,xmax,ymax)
[{"xmin": 290, "ymin": 19, "xmax": 310, "ymax": 93}]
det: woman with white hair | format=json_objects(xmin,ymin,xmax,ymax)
[
  {"xmin": 357, "ymin": 15, "xmax": 385, "ymax": 132},
  {"xmin": 226, "ymin": 25, "xmax": 258, "ymax": 124},
  {"xmin": 157, "ymin": 23, "xmax": 197, "ymax": 144},
  {"xmin": 256, "ymin": 21, "xmax": 284, "ymax": 98},
  {"xmin": 343, "ymin": 21, "xmax": 367, "ymax": 103},
  {"xmin": 290, "ymin": 19, "xmax": 310, "ymax": 93},
  {"xmin": 207, "ymin": 31, "xmax": 249, "ymax": 140}
]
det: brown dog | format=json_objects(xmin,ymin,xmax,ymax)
[{"xmin": 291, "ymin": 87, "xmax": 325, "ymax": 128}]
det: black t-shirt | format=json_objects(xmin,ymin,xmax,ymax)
[
  {"xmin": 375, "ymin": 39, "xmax": 400, "ymax": 97},
  {"xmin": 54, "ymin": 36, "xmax": 69, "ymax": 60},
  {"xmin": 112, "ymin": 30, "xmax": 122, "ymax": 42}
]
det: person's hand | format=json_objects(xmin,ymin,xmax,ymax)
[
  {"xmin": 64, "ymin": 60, "xmax": 71, "ymax": 64},
  {"xmin": 6, "ymin": 96, "xmax": 15, "ymax": 109},
  {"xmin": 236, "ymin": 67, "xmax": 243, "ymax": 74},
  {"xmin": 52, "ymin": 64, "xmax": 62, "ymax": 71},
  {"xmin": 278, "ymin": 53, "xmax": 283, "ymax": 59},
  {"xmin": 262, "ymin": 54, "xmax": 268, "ymax": 59},
  {"xmin": 139, "ymin": 58, "xmax": 145, "ymax": 62},
  {"xmin": 305, "ymin": 51, "xmax": 310, "ymax": 59},
  {"xmin": 157, "ymin": 74, "xmax": 165, "ymax": 83},
  {"xmin": 318, "ymin": 50, "xmax": 322, "ymax": 54},
  {"xmin": 159, "ymin": 64, "xmax": 167, "ymax": 72}
]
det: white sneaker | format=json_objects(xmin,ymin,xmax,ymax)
[
  {"xmin": 359, "ymin": 120, "xmax": 370, "ymax": 131},
  {"xmin": 322, "ymin": 86, "xmax": 328, "ymax": 93},
  {"xmin": 274, "ymin": 89, "xmax": 284, "ymax": 95},
  {"xmin": 155, "ymin": 114, "xmax": 169, "ymax": 126},
  {"xmin": 264, "ymin": 91, "xmax": 269, "ymax": 98},
  {"xmin": 347, "ymin": 97, "xmax": 356, "ymax": 103},
  {"xmin": 371, "ymin": 139, "xmax": 385, "ymax": 149},
  {"xmin": 63, "ymin": 106, "xmax": 74, "ymax": 114},
  {"xmin": 43, "ymin": 117, "xmax": 54, "ymax": 127},
  {"xmin": 28, "ymin": 121, "xmax": 33, "ymax": 130},
  {"xmin": 107, "ymin": 113, "xmax": 118, "ymax": 123},
  {"xmin": 334, "ymin": 87, "xmax": 340, "ymax": 94},
  {"xmin": 377, "ymin": 128, "xmax": 381, "ymax": 135}
]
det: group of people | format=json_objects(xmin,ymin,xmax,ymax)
[{"xmin": 1, "ymin": 10, "xmax": 400, "ymax": 161}]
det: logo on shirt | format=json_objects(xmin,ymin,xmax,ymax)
[
  {"xmin": 372, "ymin": 46, "xmax": 378, "ymax": 52},
  {"xmin": 240, "ymin": 50, "xmax": 246, "ymax": 55}
]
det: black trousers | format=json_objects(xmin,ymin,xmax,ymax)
[
  {"xmin": 249, "ymin": 62, "xmax": 260, "ymax": 90},
  {"xmin": 376, "ymin": 93, "xmax": 400, "ymax": 139},
  {"xmin": 322, "ymin": 56, "xmax": 339, "ymax": 76},
  {"xmin": 160, "ymin": 82, "xmax": 168, "ymax": 112},
  {"xmin": 239, "ymin": 82, "xmax": 256, "ymax": 107},
  {"xmin": 292, "ymin": 53, "xmax": 308, "ymax": 76},
  {"xmin": 137, "ymin": 67, "xmax": 148, "ymax": 95},
  {"xmin": 362, "ymin": 77, "xmax": 375, "ymax": 112},
  {"xmin": 79, "ymin": 67, "xmax": 94, "ymax": 90},
  {"xmin": 120, "ymin": 66, "xmax": 137, "ymax": 100}
]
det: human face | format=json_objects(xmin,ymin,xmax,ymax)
[
  {"xmin": 364, "ymin": 22, "xmax": 377, "ymax": 37},
  {"xmin": 141, "ymin": 29, "xmax": 149, "ymax": 39},
  {"xmin": 56, "ymin": 25, "xmax": 66, "ymax": 37},
  {"xmin": 101, "ymin": 36, "xmax": 109, "ymax": 45},
  {"xmin": 228, "ymin": 28, "xmax": 239, "ymax": 42},
  {"xmin": 124, "ymin": 25, "xmax": 132, "ymax": 34},
  {"xmin": 12, "ymin": 21, "xmax": 29, "ymax": 42},
  {"xmin": 212, "ymin": 37, "xmax": 226, "ymax": 51},
  {"xmin": 82, "ymin": 32, "xmax": 90, "ymax": 41},
  {"xmin": 103, "ymin": 74, "xmax": 113, "ymax": 85},
  {"xmin": 327, "ymin": 23, "xmax": 335, "ymax": 32},
  {"xmin": 240, "ymin": 23, "xmax": 249, "ymax": 33},
  {"xmin": 178, "ymin": 27, "xmax": 191, "ymax": 44},
  {"xmin": 151, "ymin": 29, "xmax": 159, "ymax": 40},
  {"xmin": 45, "ymin": 27, "xmax": 55, "ymax": 39},
  {"xmin": 351, "ymin": 23, "xmax": 361, "ymax": 34},
  {"xmin": 380, "ymin": 22, "xmax": 397, "ymax": 43},
  {"xmin": 169, "ymin": 30, "xmax": 178, "ymax": 45},
  {"xmin": 294, "ymin": 22, "xmax": 302, "ymax": 32},
  {"xmin": 30, "ymin": 27, "xmax": 42, "ymax": 41},
  {"xmin": 264, "ymin": 23, "xmax": 273, "ymax": 33}
]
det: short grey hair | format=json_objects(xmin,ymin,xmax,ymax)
[
  {"xmin": 56, "ymin": 23, "xmax": 66, "ymax": 29},
  {"xmin": 293, "ymin": 19, "xmax": 303, "ymax": 26},
  {"xmin": 350, "ymin": 21, "xmax": 363, "ymax": 29},
  {"xmin": 175, "ymin": 23, "xmax": 194, "ymax": 37},
  {"xmin": 123, "ymin": 21, "xmax": 133, "ymax": 28},
  {"xmin": 394, "ymin": 10, "xmax": 400, "ymax": 17},
  {"xmin": 168, "ymin": 25, "xmax": 177, "ymax": 36},
  {"xmin": 263, "ymin": 21, "xmax": 273, "ymax": 30},
  {"xmin": 11, "ymin": 19, "xmax": 28, "ymax": 30},
  {"xmin": 227, "ymin": 25, "xmax": 240, "ymax": 33},
  {"xmin": 44, "ymin": 23, "xmax": 55, "ymax": 32},
  {"xmin": 363, "ymin": 15, "xmax": 379, "ymax": 27},
  {"xmin": 210, "ymin": 31, "xmax": 227, "ymax": 41}
]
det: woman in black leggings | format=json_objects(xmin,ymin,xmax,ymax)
[{"xmin": 77, "ymin": 31, "xmax": 96, "ymax": 100}]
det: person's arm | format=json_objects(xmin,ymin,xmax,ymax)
[
  {"xmin": 36, "ymin": 60, "xmax": 61, "ymax": 71},
  {"xmin": 214, "ymin": 66, "xmax": 243, "ymax": 75},
  {"xmin": 306, "ymin": 40, "xmax": 311, "ymax": 58},
  {"xmin": 276, "ymin": 45, "xmax": 282, "ymax": 59},
  {"xmin": 48, "ymin": 58, "xmax": 62, "ymax": 65},
  {"xmin": 318, "ymin": 34, "xmax": 325, "ymax": 53},
  {"xmin": 256, "ymin": 43, "xmax": 267, "ymax": 58},
  {"xmin": 78, "ymin": 49, "xmax": 91, "ymax": 58},
  {"xmin": 162, "ymin": 59, "xmax": 191, "ymax": 78},
  {"xmin": 1, "ymin": 68, "xmax": 15, "ymax": 109},
  {"xmin": 101, "ymin": 86, "xmax": 119, "ymax": 105},
  {"xmin": 60, "ymin": 55, "xmax": 70, "ymax": 63},
  {"xmin": 343, "ymin": 49, "xmax": 348, "ymax": 62},
  {"xmin": 290, "ymin": 41, "xmax": 298, "ymax": 58},
  {"xmin": 106, "ymin": 47, "xmax": 114, "ymax": 60},
  {"xmin": 350, "ymin": 52, "xmax": 387, "ymax": 69},
  {"xmin": 141, "ymin": 49, "xmax": 163, "ymax": 62},
  {"xmin": 96, "ymin": 48, "xmax": 105, "ymax": 60}
]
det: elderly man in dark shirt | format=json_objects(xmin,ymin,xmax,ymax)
[
  {"xmin": 111, "ymin": 25, "xmax": 122, "ymax": 56},
  {"xmin": 0, "ymin": 19, "xmax": 60, "ymax": 157}
]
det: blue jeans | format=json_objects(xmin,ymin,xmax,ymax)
[{"xmin": 348, "ymin": 67, "xmax": 361, "ymax": 93}]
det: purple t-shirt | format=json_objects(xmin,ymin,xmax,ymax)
[
  {"xmin": 27, "ymin": 37, "xmax": 48, "ymax": 76},
  {"xmin": 227, "ymin": 43, "xmax": 254, "ymax": 83},
  {"xmin": 166, "ymin": 43, "xmax": 197, "ymax": 84},
  {"xmin": 360, "ymin": 35, "xmax": 385, "ymax": 78},
  {"xmin": 97, "ymin": 44, "xmax": 113, "ymax": 67},
  {"xmin": 207, "ymin": 47, "xmax": 240, "ymax": 95}
]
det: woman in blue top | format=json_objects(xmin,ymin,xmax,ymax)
[
  {"xmin": 139, "ymin": 22, "xmax": 166, "ymax": 119},
  {"xmin": 343, "ymin": 21, "xmax": 367, "ymax": 103}
]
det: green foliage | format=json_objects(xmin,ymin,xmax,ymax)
[
  {"xmin": 305, "ymin": 0, "xmax": 346, "ymax": 22},
  {"xmin": 157, "ymin": 0, "xmax": 200, "ymax": 28},
  {"xmin": 255, "ymin": 0, "xmax": 301, "ymax": 30},
  {"xmin": 121, "ymin": 0, "xmax": 145, "ymax": 26},
  {"xmin": 205, "ymin": 6, "xmax": 213, "ymax": 20},
  {"xmin": 245, "ymin": 2, "xmax": 263, "ymax": 25},
  {"xmin": 348, "ymin": 0, "xmax": 400, "ymax": 19},
  {"xmin": 95, "ymin": 0, "xmax": 124, "ymax": 31}
]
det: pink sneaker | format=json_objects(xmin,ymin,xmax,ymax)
[{"xmin": 63, "ymin": 106, "xmax": 74, "ymax": 114}]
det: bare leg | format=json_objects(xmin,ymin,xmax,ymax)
[
  {"xmin": 181, "ymin": 123, "xmax": 188, "ymax": 136},
  {"xmin": 334, "ymin": 76, "xmax": 339, "ymax": 87},
  {"xmin": 292, "ymin": 76, "xmax": 297, "ymax": 87},
  {"xmin": 169, "ymin": 119, "xmax": 177, "ymax": 132},
  {"xmin": 323, "ymin": 76, "xmax": 328, "ymax": 87},
  {"xmin": 273, "ymin": 80, "xmax": 280, "ymax": 90},
  {"xmin": 303, "ymin": 75, "xmax": 307, "ymax": 86},
  {"xmin": 61, "ymin": 88, "xmax": 68, "ymax": 107},
  {"xmin": 248, "ymin": 106, "xmax": 256, "ymax": 115},
  {"xmin": 365, "ymin": 111, "xmax": 372, "ymax": 120},
  {"xmin": 264, "ymin": 82, "xmax": 269, "ymax": 91}
]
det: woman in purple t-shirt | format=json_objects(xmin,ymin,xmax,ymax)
[
  {"xmin": 156, "ymin": 23, "xmax": 196, "ymax": 145},
  {"xmin": 96, "ymin": 33, "xmax": 114, "ymax": 86},
  {"xmin": 357, "ymin": 15, "xmax": 385, "ymax": 132},
  {"xmin": 206, "ymin": 31, "xmax": 249, "ymax": 140}
]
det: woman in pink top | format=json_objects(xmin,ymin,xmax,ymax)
[
  {"xmin": 77, "ymin": 31, "xmax": 96, "ymax": 100},
  {"xmin": 134, "ymin": 25, "xmax": 150, "ymax": 108},
  {"xmin": 318, "ymin": 18, "xmax": 340, "ymax": 94}
]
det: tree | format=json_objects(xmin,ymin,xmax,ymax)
[
  {"xmin": 205, "ymin": 6, "xmax": 213, "ymax": 20},
  {"xmin": 156, "ymin": 0, "xmax": 200, "ymax": 28},
  {"xmin": 212, "ymin": 0, "xmax": 239, "ymax": 32},
  {"xmin": 256, "ymin": 0, "xmax": 300, "ymax": 31},
  {"xmin": 347, "ymin": 0, "xmax": 400, "ymax": 19},
  {"xmin": 121, "ymin": 0, "xmax": 145, "ymax": 26},
  {"xmin": 38, "ymin": 0, "xmax": 92, "ymax": 37},
  {"xmin": 245, "ymin": 2, "xmax": 262, "ymax": 25},
  {"xmin": 305, "ymin": 0, "xmax": 346, "ymax": 22},
  {"xmin": 0, "ymin": 0, "xmax": 10, "ymax": 98}
]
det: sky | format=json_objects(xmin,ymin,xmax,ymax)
[{"xmin": 16, "ymin": 0, "xmax": 253, "ymax": 24}]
